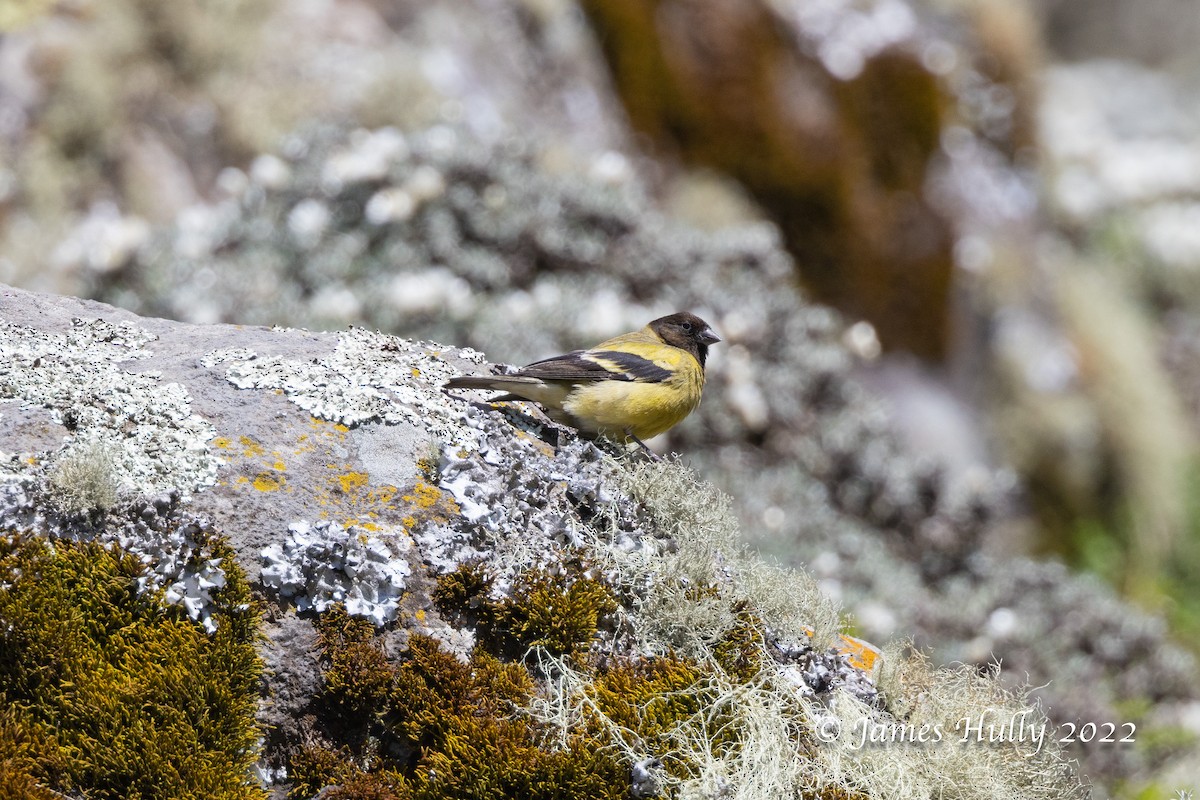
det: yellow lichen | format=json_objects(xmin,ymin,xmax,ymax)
[
  {"xmin": 838, "ymin": 633, "xmax": 881, "ymax": 672},
  {"xmin": 395, "ymin": 480, "xmax": 459, "ymax": 531},
  {"xmin": 337, "ymin": 472, "xmax": 369, "ymax": 494},
  {"xmin": 402, "ymin": 480, "xmax": 442, "ymax": 510},
  {"xmin": 252, "ymin": 472, "xmax": 284, "ymax": 492}
]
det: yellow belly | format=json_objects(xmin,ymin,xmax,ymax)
[{"xmin": 562, "ymin": 373, "xmax": 703, "ymax": 441}]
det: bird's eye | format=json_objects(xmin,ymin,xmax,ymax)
[{"xmin": 682, "ymin": 321, "xmax": 693, "ymax": 332}]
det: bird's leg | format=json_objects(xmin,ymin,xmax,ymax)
[{"xmin": 626, "ymin": 432, "xmax": 662, "ymax": 462}]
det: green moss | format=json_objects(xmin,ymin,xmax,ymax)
[
  {"xmin": 0, "ymin": 710, "xmax": 60, "ymax": 800},
  {"xmin": 287, "ymin": 744, "xmax": 409, "ymax": 800},
  {"xmin": 711, "ymin": 601, "xmax": 768, "ymax": 684},
  {"xmin": 496, "ymin": 572, "xmax": 618, "ymax": 657},
  {"xmin": 435, "ymin": 564, "xmax": 618, "ymax": 658},
  {"xmin": 389, "ymin": 634, "xmax": 478, "ymax": 750},
  {"xmin": 318, "ymin": 604, "xmax": 397, "ymax": 714},
  {"xmin": 587, "ymin": 654, "xmax": 712, "ymax": 778},
  {"xmin": 287, "ymin": 744, "xmax": 359, "ymax": 799},
  {"xmin": 1162, "ymin": 459, "xmax": 1200, "ymax": 655},
  {"xmin": 431, "ymin": 562, "xmax": 491, "ymax": 620},
  {"xmin": 321, "ymin": 769, "xmax": 411, "ymax": 800},
  {"xmin": 0, "ymin": 530, "xmax": 264, "ymax": 800},
  {"xmin": 294, "ymin": 613, "xmax": 629, "ymax": 800}
]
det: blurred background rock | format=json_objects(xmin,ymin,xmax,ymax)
[{"xmin": 2, "ymin": 0, "xmax": 1200, "ymax": 794}]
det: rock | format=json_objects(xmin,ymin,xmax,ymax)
[{"xmin": 0, "ymin": 282, "xmax": 1086, "ymax": 798}]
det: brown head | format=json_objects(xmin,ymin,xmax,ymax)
[{"xmin": 648, "ymin": 312, "xmax": 721, "ymax": 368}]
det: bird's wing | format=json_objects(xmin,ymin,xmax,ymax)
[
  {"xmin": 583, "ymin": 350, "xmax": 673, "ymax": 382},
  {"xmin": 516, "ymin": 350, "xmax": 633, "ymax": 382},
  {"xmin": 517, "ymin": 346, "xmax": 673, "ymax": 383},
  {"xmin": 588, "ymin": 330, "xmax": 695, "ymax": 380}
]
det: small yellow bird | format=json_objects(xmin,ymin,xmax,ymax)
[{"xmin": 445, "ymin": 312, "xmax": 720, "ymax": 450}]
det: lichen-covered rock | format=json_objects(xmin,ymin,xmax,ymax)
[
  {"xmin": 0, "ymin": 0, "xmax": 1198, "ymax": 794},
  {"xmin": 27, "ymin": 110, "xmax": 1200, "ymax": 792},
  {"xmin": 260, "ymin": 519, "xmax": 414, "ymax": 626},
  {"xmin": 0, "ymin": 283, "xmax": 1091, "ymax": 798}
]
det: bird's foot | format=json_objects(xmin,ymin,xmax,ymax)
[{"xmin": 628, "ymin": 434, "xmax": 662, "ymax": 462}]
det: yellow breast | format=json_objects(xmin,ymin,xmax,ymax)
[{"xmin": 562, "ymin": 349, "xmax": 705, "ymax": 441}]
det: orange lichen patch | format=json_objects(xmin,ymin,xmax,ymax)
[
  {"xmin": 373, "ymin": 485, "xmax": 399, "ymax": 503},
  {"xmin": 218, "ymin": 432, "xmax": 293, "ymax": 495},
  {"xmin": 803, "ymin": 626, "xmax": 882, "ymax": 672},
  {"xmin": 293, "ymin": 418, "xmax": 351, "ymax": 456},
  {"xmin": 402, "ymin": 480, "xmax": 442, "ymax": 510},
  {"xmin": 313, "ymin": 466, "xmax": 403, "ymax": 526},
  {"xmin": 837, "ymin": 634, "xmax": 881, "ymax": 672}
]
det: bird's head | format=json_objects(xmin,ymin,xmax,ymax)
[{"xmin": 649, "ymin": 312, "xmax": 721, "ymax": 367}]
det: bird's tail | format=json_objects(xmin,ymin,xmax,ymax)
[
  {"xmin": 445, "ymin": 375, "xmax": 505, "ymax": 391},
  {"xmin": 445, "ymin": 374, "xmax": 575, "ymax": 428},
  {"xmin": 444, "ymin": 375, "xmax": 549, "ymax": 403}
]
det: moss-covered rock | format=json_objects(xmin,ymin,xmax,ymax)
[
  {"xmin": 0, "ymin": 531, "xmax": 263, "ymax": 799},
  {"xmin": 274, "ymin": 449, "xmax": 1086, "ymax": 800}
]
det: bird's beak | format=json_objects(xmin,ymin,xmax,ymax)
[{"xmin": 699, "ymin": 326, "xmax": 721, "ymax": 345}]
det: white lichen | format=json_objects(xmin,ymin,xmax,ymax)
[
  {"xmin": 260, "ymin": 519, "xmax": 413, "ymax": 626},
  {"xmin": 219, "ymin": 327, "xmax": 484, "ymax": 438},
  {"xmin": 0, "ymin": 480, "xmax": 231, "ymax": 634},
  {"xmin": 0, "ymin": 317, "xmax": 221, "ymax": 496}
]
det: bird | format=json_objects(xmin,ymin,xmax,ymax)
[{"xmin": 444, "ymin": 312, "xmax": 720, "ymax": 453}]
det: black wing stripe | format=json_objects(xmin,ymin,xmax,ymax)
[
  {"xmin": 517, "ymin": 351, "xmax": 630, "ymax": 382},
  {"xmin": 590, "ymin": 350, "xmax": 672, "ymax": 383}
]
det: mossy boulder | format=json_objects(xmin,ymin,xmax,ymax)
[{"xmin": 0, "ymin": 283, "xmax": 1091, "ymax": 798}]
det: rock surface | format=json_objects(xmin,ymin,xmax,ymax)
[{"xmin": 0, "ymin": 282, "xmax": 1090, "ymax": 798}]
